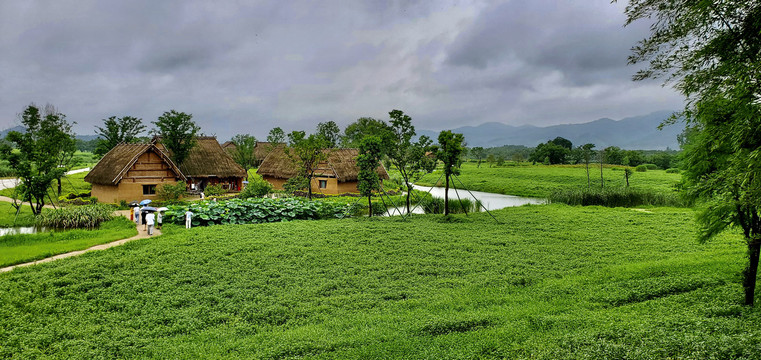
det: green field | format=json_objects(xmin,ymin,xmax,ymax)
[
  {"xmin": 416, "ymin": 163, "xmax": 682, "ymax": 198},
  {"xmin": 1, "ymin": 205, "xmax": 758, "ymax": 358},
  {"xmin": 0, "ymin": 216, "xmax": 137, "ymax": 268},
  {"xmin": 0, "ymin": 171, "xmax": 92, "ymax": 200},
  {"xmin": 0, "ymin": 201, "xmax": 38, "ymax": 227}
]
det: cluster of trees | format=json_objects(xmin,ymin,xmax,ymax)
[
  {"xmin": 524, "ymin": 136, "xmax": 677, "ymax": 169},
  {"xmin": 1, "ymin": 106, "xmax": 202, "ymax": 214}
]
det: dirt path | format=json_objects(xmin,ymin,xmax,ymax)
[{"xmin": 0, "ymin": 210, "xmax": 162, "ymax": 274}]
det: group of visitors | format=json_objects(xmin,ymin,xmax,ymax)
[{"xmin": 130, "ymin": 205, "xmax": 163, "ymax": 236}]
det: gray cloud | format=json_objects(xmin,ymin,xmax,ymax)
[{"xmin": 0, "ymin": 0, "xmax": 683, "ymax": 141}]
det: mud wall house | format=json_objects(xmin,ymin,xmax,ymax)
[
  {"xmin": 155, "ymin": 137, "xmax": 247, "ymax": 192},
  {"xmin": 256, "ymin": 147, "xmax": 390, "ymax": 195},
  {"xmin": 84, "ymin": 144, "xmax": 186, "ymax": 203}
]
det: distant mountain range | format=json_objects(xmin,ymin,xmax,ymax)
[{"xmin": 418, "ymin": 111, "xmax": 683, "ymax": 150}]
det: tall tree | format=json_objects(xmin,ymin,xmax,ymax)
[
  {"xmin": 435, "ymin": 130, "xmax": 465, "ymax": 216},
  {"xmin": 267, "ymin": 127, "xmax": 286, "ymax": 144},
  {"xmin": 1, "ymin": 104, "xmax": 75, "ymax": 214},
  {"xmin": 342, "ymin": 117, "xmax": 394, "ymax": 152},
  {"xmin": 230, "ymin": 134, "xmax": 258, "ymax": 173},
  {"xmin": 152, "ymin": 110, "xmax": 200, "ymax": 165},
  {"xmin": 385, "ymin": 110, "xmax": 436, "ymax": 213},
  {"xmin": 357, "ymin": 136, "xmax": 383, "ymax": 217},
  {"xmin": 471, "ymin": 147, "xmax": 486, "ymax": 168},
  {"xmin": 285, "ymin": 131, "xmax": 327, "ymax": 200},
  {"xmin": 316, "ymin": 121, "xmax": 341, "ymax": 148},
  {"xmin": 621, "ymin": 0, "xmax": 761, "ymax": 305},
  {"xmin": 94, "ymin": 116, "xmax": 146, "ymax": 156}
]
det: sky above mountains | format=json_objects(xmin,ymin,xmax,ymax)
[{"xmin": 0, "ymin": 0, "xmax": 685, "ymax": 140}]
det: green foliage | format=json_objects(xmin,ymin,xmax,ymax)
[
  {"xmin": 156, "ymin": 181, "xmax": 187, "ymax": 204},
  {"xmin": 0, "ymin": 104, "xmax": 76, "ymax": 214},
  {"xmin": 0, "ymin": 201, "xmax": 37, "ymax": 227},
  {"xmin": 0, "ymin": 205, "xmax": 753, "ymax": 358},
  {"xmin": 341, "ymin": 117, "xmax": 394, "ymax": 151},
  {"xmin": 286, "ymin": 133, "xmax": 328, "ymax": 200},
  {"xmin": 283, "ymin": 175, "xmax": 309, "ymax": 194},
  {"xmin": 531, "ymin": 141, "xmax": 569, "ymax": 164},
  {"xmin": 229, "ymin": 134, "xmax": 258, "ymax": 171},
  {"xmin": 643, "ymin": 163, "xmax": 658, "ymax": 170},
  {"xmin": 94, "ymin": 116, "xmax": 146, "ymax": 156},
  {"xmin": 152, "ymin": 110, "xmax": 200, "ymax": 165},
  {"xmin": 666, "ymin": 168, "xmax": 681, "ymax": 174},
  {"xmin": 35, "ymin": 204, "xmax": 114, "ymax": 229},
  {"xmin": 549, "ymin": 187, "xmax": 687, "ymax": 207},
  {"xmin": 163, "ymin": 198, "xmax": 350, "ymax": 226},
  {"xmin": 315, "ymin": 121, "xmax": 341, "ymax": 148},
  {"xmin": 266, "ymin": 127, "xmax": 286, "ymax": 144},
  {"xmin": 357, "ymin": 136, "xmax": 383, "ymax": 216},
  {"xmin": 419, "ymin": 196, "xmax": 482, "ymax": 214},
  {"xmin": 635, "ymin": 165, "xmax": 648, "ymax": 172},
  {"xmin": 239, "ymin": 176, "xmax": 273, "ymax": 199},
  {"xmin": 202, "ymin": 184, "xmax": 226, "ymax": 197},
  {"xmin": 0, "ymin": 216, "xmax": 136, "ymax": 267}
]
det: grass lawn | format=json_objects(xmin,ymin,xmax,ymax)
[
  {"xmin": 0, "ymin": 216, "xmax": 137, "ymax": 268},
  {"xmin": 1, "ymin": 205, "xmax": 758, "ymax": 358},
  {"xmin": 0, "ymin": 201, "xmax": 38, "ymax": 227},
  {"xmin": 416, "ymin": 162, "xmax": 682, "ymax": 198},
  {"xmin": 0, "ymin": 171, "xmax": 92, "ymax": 199}
]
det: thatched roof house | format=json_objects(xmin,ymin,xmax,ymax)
[
  {"xmin": 85, "ymin": 143, "xmax": 185, "ymax": 203},
  {"xmin": 257, "ymin": 147, "xmax": 389, "ymax": 194},
  {"xmin": 86, "ymin": 137, "xmax": 248, "ymax": 203},
  {"xmin": 154, "ymin": 136, "xmax": 247, "ymax": 192},
  {"xmin": 222, "ymin": 141, "xmax": 285, "ymax": 166}
]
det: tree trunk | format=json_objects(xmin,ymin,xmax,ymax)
[
  {"xmin": 477, "ymin": 159, "xmax": 481, "ymax": 168},
  {"xmin": 368, "ymin": 196, "xmax": 373, "ymax": 217},
  {"xmin": 57, "ymin": 178, "xmax": 62, "ymax": 196},
  {"xmin": 405, "ymin": 183, "xmax": 412, "ymax": 214},
  {"xmin": 444, "ymin": 174, "xmax": 450, "ymax": 216},
  {"xmin": 586, "ymin": 161, "xmax": 590, "ymax": 188},
  {"xmin": 744, "ymin": 239, "xmax": 760, "ymax": 306}
]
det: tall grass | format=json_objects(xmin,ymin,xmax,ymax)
[
  {"xmin": 419, "ymin": 196, "xmax": 483, "ymax": 214},
  {"xmin": 549, "ymin": 187, "xmax": 688, "ymax": 207},
  {"xmin": 35, "ymin": 204, "xmax": 114, "ymax": 229}
]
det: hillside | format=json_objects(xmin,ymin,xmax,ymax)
[{"xmin": 419, "ymin": 111, "xmax": 682, "ymax": 150}]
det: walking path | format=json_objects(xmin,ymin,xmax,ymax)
[{"xmin": 0, "ymin": 169, "xmax": 163, "ymax": 273}]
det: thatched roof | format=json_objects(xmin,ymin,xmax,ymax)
[
  {"xmin": 221, "ymin": 141, "xmax": 236, "ymax": 150},
  {"xmin": 257, "ymin": 147, "xmax": 389, "ymax": 182},
  {"xmin": 155, "ymin": 136, "xmax": 247, "ymax": 179},
  {"xmin": 85, "ymin": 143, "xmax": 185, "ymax": 185},
  {"xmin": 254, "ymin": 142, "xmax": 285, "ymax": 161}
]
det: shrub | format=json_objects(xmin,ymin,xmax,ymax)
[
  {"xmin": 157, "ymin": 181, "xmax": 187, "ymax": 203},
  {"xmin": 549, "ymin": 187, "xmax": 687, "ymax": 207},
  {"xmin": 666, "ymin": 168, "xmax": 681, "ymax": 174},
  {"xmin": 419, "ymin": 197, "xmax": 483, "ymax": 214},
  {"xmin": 643, "ymin": 163, "xmax": 659, "ymax": 170},
  {"xmin": 283, "ymin": 176, "xmax": 309, "ymax": 193},
  {"xmin": 203, "ymin": 184, "xmax": 226, "ymax": 197},
  {"xmin": 635, "ymin": 165, "xmax": 648, "ymax": 172},
  {"xmin": 36, "ymin": 204, "xmax": 114, "ymax": 229},
  {"xmin": 240, "ymin": 177, "xmax": 273, "ymax": 198}
]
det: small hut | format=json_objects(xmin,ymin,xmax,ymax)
[
  {"xmin": 85, "ymin": 143, "xmax": 186, "ymax": 203},
  {"xmin": 257, "ymin": 147, "xmax": 389, "ymax": 194},
  {"xmin": 155, "ymin": 136, "xmax": 247, "ymax": 192}
]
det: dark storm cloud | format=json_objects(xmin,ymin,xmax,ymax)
[{"xmin": 0, "ymin": 0, "xmax": 683, "ymax": 139}]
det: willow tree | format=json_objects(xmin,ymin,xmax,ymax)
[{"xmin": 622, "ymin": 1, "xmax": 761, "ymax": 305}]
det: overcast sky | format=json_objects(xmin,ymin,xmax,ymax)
[{"xmin": 0, "ymin": 0, "xmax": 684, "ymax": 140}]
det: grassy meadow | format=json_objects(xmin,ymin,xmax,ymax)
[
  {"xmin": 0, "ymin": 217, "xmax": 137, "ymax": 268},
  {"xmin": 416, "ymin": 162, "xmax": 682, "ymax": 198},
  {"xmin": 1, "ymin": 205, "xmax": 759, "ymax": 358},
  {"xmin": 0, "ymin": 171, "xmax": 92, "ymax": 200}
]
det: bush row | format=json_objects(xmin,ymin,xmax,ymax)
[
  {"xmin": 35, "ymin": 204, "xmax": 114, "ymax": 229},
  {"xmin": 549, "ymin": 187, "xmax": 688, "ymax": 207}
]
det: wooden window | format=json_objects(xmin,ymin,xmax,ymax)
[
  {"xmin": 319, "ymin": 180, "xmax": 327, "ymax": 189},
  {"xmin": 143, "ymin": 184, "xmax": 157, "ymax": 195}
]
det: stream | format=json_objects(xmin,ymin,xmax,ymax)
[{"xmin": 385, "ymin": 185, "xmax": 546, "ymax": 216}]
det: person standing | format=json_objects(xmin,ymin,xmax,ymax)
[
  {"xmin": 157, "ymin": 211, "xmax": 163, "ymax": 230},
  {"xmin": 141, "ymin": 207, "xmax": 147, "ymax": 230},
  {"xmin": 146, "ymin": 212, "xmax": 155, "ymax": 236},
  {"xmin": 185, "ymin": 210, "xmax": 193, "ymax": 229},
  {"xmin": 133, "ymin": 205, "xmax": 140, "ymax": 225}
]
